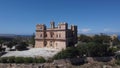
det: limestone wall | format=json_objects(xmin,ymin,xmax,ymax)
[
  {"xmin": 35, "ymin": 22, "xmax": 77, "ymax": 50},
  {"xmin": 35, "ymin": 40, "xmax": 43, "ymax": 48},
  {"xmin": 55, "ymin": 41, "xmax": 66, "ymax": 50}
]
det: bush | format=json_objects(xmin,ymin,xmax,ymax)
[
  {"xmin": 77, "ymin": 42, "xmax": 112, "ymax": 57},
  {"xmin": 8, "ymin": 56, "xmax": 15, "ymax": 63},
  {"xmin": 0, "ymin": 57, "xmax": 46, "ymax": 63},
  {"xmin": 53, "ymin": 47, "xmax": 79, "ymax": 60},
  {"xmin": 15, "ymin": 57, "xmax": 24, "ymax": 63},
  {"xmin": 24, "ymin": 57, "xmax": 33, "ymax": 63},
  {"xmin": 0, "ymin": 57, "xmax": 8, "ymax": 63},
  {"xmin": 15, "ymin": 42, "xmax": 28, "ymax": 51},
  {"xmin": 109, "ymin": 47, "xmax": 119, "ymax": 56},
  {"xmin": 34, "ymin": 57, "xmax": 46, "ymax": 63},
  {"xmin": 115, "ymin": 60, "xmax": 120, "ymax": 65}
]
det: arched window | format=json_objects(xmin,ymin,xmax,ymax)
[
  {"xmin": 59, "ymin": 33, "xmax": 61, "ymax": 38},
  {"xmin": 59, "ymin": 26, "xmax": 61, "ymax": 29},
  {"xmin": 45, "ymin": 33, "xmax": 47, "ymax": 37},
  {"xmin": 40, "ymin": 34, "xmax": 42, "ymax": 37},
  {"xmin": 40, "ymin": 26, "xmax": 42, "ymax": 29},
  {"xmin": 50, "ymin": 32, "xmax": 54, "ymax": 38},
  {"xmin": 56, "ymin": 34, "xmax": 58, "ymax": 38},
  {"xmin": 50, "ymin": 41, "xmax": 52, "ymax": 46},
  {"xmin": 44, "ymin": 41, "xmax": 47, "ymax": 47},
  {"xmin": 51, "ymin": 34, "xmax": 53, "ymax": 38}
]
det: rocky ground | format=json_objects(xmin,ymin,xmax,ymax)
[
  {"xmin": 1, "ymin": 48, "xmax": 120, "ymax": 68},
  {"xmin": 0, "ymin": 59, "xmax": 120, "ymax": 68},
  {"xmin": 1, "ymin": 48, "xmax": 60, "ymax": 59}
]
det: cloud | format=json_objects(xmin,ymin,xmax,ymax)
[
  {"xmin": 79, "ymin": 28, "xmax": 91, "ymax": 33},
  {"xmin": 103, "ymin": 28, "xmax": 110, "ymax": 32},
  {"xmin": 103, "ymin": 28, "xmax": 118, "ymax": 33}
]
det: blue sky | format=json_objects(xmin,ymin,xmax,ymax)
[{"xmin": 0, "ymin": 0, "xmax": 120, "ymax": 34}]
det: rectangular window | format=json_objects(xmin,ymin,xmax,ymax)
[
  {"xmin": 45, "ymin": 34, "xmax": 47, "ymax": 37},
  {"xmin": 51, "ymin": 34, "xmax": 53, "ymax": 37},
  {"xmin": 40, "ymin": 34, "xmax": 42, "ymax": 37}
]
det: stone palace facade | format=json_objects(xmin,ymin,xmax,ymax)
[{"xmin": 35, "ymin": 21, "xmax": 77, "ymax": 50}]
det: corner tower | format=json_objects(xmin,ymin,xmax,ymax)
[
  {"xmin": 35, "ymin": 24, "xmax": 46, "ymax": 48},
  {"xmin": 34, "ymin": 21, "xmax": 78, "ymax": 50}
]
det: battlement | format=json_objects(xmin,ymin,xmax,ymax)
[
  {"xmin": 36, "ymin": 21, "xmax": 77, "ymax": 31},
  {"xmin": 36, "ymin": 24, "xmax": 46, "ymax": 30},
  {"xmin": 35, "ymin": 21, "xmax": 78, "ymax": 50}
]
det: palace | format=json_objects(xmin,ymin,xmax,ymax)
[{"xmin": 35, "ymin": 21, "xmax": 77, "ymax": 50}]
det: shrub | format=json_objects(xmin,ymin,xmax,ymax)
[
  {"xmin": 115, "ymin": 59, "xmax": 120, "ymax": 65},
  {"xmin": 8, "ymin": 56, "xmax": 15, "ymax": 63},
  {"xmin": 34, "ymin": 57, "xmax": 46, "ymax": 63},
  {"xmin": 53, "ymin": 47, "xmax": 79, "ymax": 60},
  {"xmin": 24, "ymin": 57, "xmax": 33, "ymax": 63},
  {"xmin": 15, "ymin": 57, "xmax": 24, "ymax": 63},
  {"xmin": 77, "ymin": 42, "xmax": 112, "ymax": 57},
  {"xmin": 15, "ymin": 42, "xmax": 28, "ymax": 51},
  {"xmin": 0, "ymin": 57, "xmax": 46, "ymax": 63},
  {"xmin": 109, "ymin": 47, "xmax": 119, "ymax": 56},
  {"xmin": 0, "ymin": 57, "xmax": 8, "ymax": 63}
]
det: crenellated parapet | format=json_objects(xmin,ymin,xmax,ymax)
[
  {"xmin": 35, "ymin": 21, "xmax": 78, "ymax": 50},
  {"xmin": 36, "ymin": 24, "xmax": 46, "ymax": 30}
]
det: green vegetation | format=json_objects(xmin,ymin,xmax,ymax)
[
  {"xmin": 24, "ymin": 57, "xmax": 33, "ymax": 63},
  {"xmin": 0, "ymin": 57, "xmax": 8, "ymax": 63},
  {"xmin": 15, "ymin": 57, "xmax": 24, "ymax": 63},
  {"xmin": 77, "ymin": 42, "xmax": 113, "ymax": 57},
  {"xmin": 7, "ymin": 56, "xmax": 15, "ymax": 63},
  {"xmin": 30, "ymin": 33, "xmax": 35, "ymax": 47},
  {"xmin": 54, "ymin": 34, "xmax": 120, "ymax": 60},
  {"xmin": 0, "ymin": 57, "xmax": 46, "ymax": 63},
  {"xmin": 53, "ymin": 47, "xmax": 79, "ymax": 59},
  {"xmin": 53, "ymin": 42, "xmax": 117, "ymax": 59},
  {"xmin": 15, "ymin": 42, "xmax": 29, "ymax": 51},
  {"xmin": 0, "ymin": 33, "xmax": 119, "ymax": 64},
  {"xmin": 78, "ymin": 34, "xmax": 92, "ymax": 43},
  {"xmin": 115, "ymin": 60, "xmax": 120, "ymax": 65},
  {"xmin": 0, "ymin": 34, "xmax": 35, "ymax": 52},
  {"xmin": 34, "ymin": 57, "xmax": 46, "ymax": 63},
  {"xmin": 115, "ymin": 54, "xmax": 120, "ymax": 65},
  {"xmin": 78, "ymin": 34, "xmax": 112, "ymax": 43}
]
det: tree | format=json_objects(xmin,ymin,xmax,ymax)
[
  {"xmin": 78, "ymin": 34, "xmax": 92, "ymax": 43},
  {"xmin": 0, "ymin": 40, "xmax": 4, "ymax": 52},
  {"xmin": 77, "ymin": 42, "xmax": 113, "ymax": 57},
  {"xmin": 6, "ymin": 42, "xmax": 16, "ymax": 49},
  {"xmin": 15, "ymin": 42, "xmax": 28, "ymax": 51},
  {"xmin": 53, "ymin": 47, "xmax": 79, "ymax": 59},
  {"xmin": 30, "ymin": 33, "xmax": 35, "ymax": 47},
  {"xmin": 0, "ymin": 40, "xmax": 4, "ymax": 47},
  {"xmin": 93, "ymin": 34, "xmax": 111, "ymax": 44},
  {"xmin": 112, "ymin": 37, "xmax": 120, "ymax": 46},
  {"xmin": 77, "ymin": 43, "xmax": 88, "ymax": 57}
]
